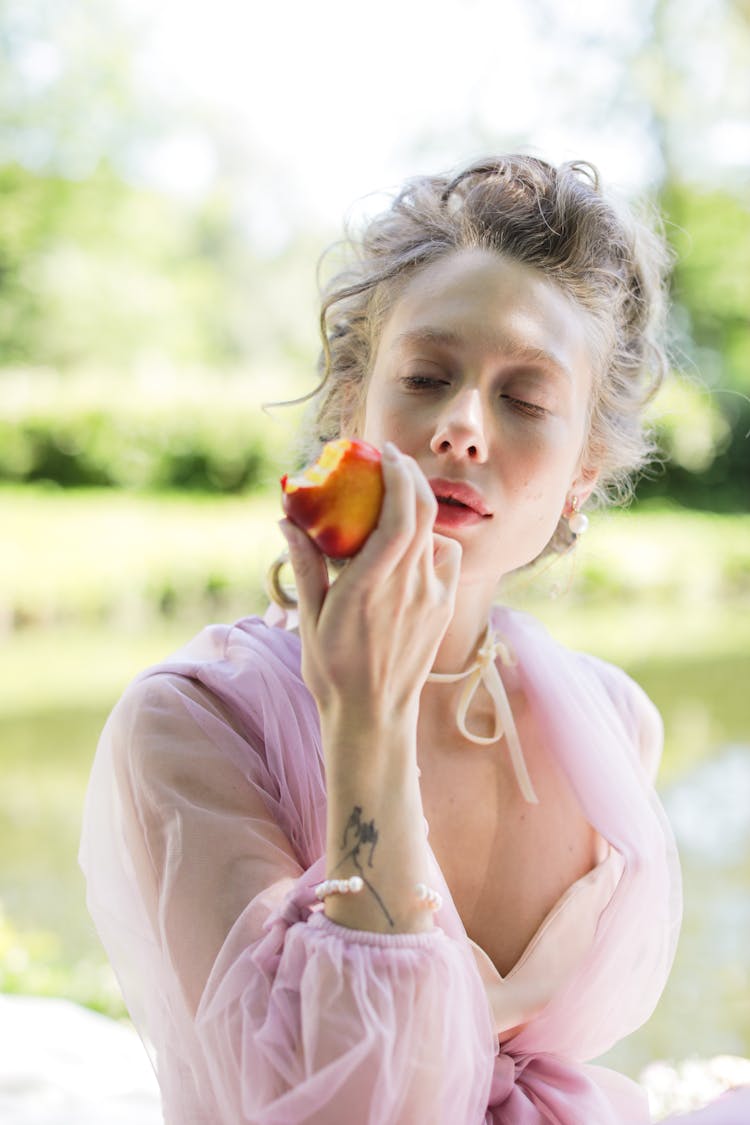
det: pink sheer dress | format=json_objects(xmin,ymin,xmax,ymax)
[{"xmin": 81, "ymin": 604, "xmax": 688, "ymax": 1123}]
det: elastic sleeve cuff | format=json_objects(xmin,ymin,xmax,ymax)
[{"xmin": 307, "ymin": 909, "xmax": 445, "ymax": 948}]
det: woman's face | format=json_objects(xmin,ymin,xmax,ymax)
[{"xmin": 360, "ymin": 247, "xmax": 599, "ymax": 583}]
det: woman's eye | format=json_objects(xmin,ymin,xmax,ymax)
[
  {"xmin": 401, "ymin": 374, "xmax": 447, "ymax": 390},
  {"xmin": 502, "ymin": 394, "xmax": 548, "ymax": 418}
]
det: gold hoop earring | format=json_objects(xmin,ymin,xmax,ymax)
[{"xmin": 265, "ymin": 551, "xmax": 298, "ymax": 609}]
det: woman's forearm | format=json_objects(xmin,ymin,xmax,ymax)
[{"xmin": 321, "ymin": 711, "xmax": 434, "ymax": 934}]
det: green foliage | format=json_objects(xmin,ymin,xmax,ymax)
[
  {"xmin": 638, "ymin": 376, "xmax": 750, "ymax": 511},
  {"xmin": 665, "ymin": 185, "xmax": 750, "ymax": 377},
  {"xmin": 639, "ymin": 394, "xmax": 750, "ymax": 510},
  {"xmin": 635, "ymin": 182, "xmax": 750, "ymax": 510},
  {"xmin": 0, "ymin": 903, "xmax": 125, "ymax": 1019},
  {"xmin": 0, "ymin": 156, "xmax": 321, "ymax": 376},
  {"xmin": 0, "ymin": 0, "xmax": 748, "ymax": 519},
  {"xmin": 0, "ymin": 408, "xmax": 269, "ymax": 491},
  {"xmin": 0, "ymin": 371, "xmax": 294, "ymax": 492},
  {"xmin": 0, "ymin": 161, "xmax": 253, "ymax": 369}
]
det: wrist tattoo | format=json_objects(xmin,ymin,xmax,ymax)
[{"xmin": 330, "ymin": 804, "xmax": 394, "ymax": 927}]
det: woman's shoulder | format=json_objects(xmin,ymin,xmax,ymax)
[
  {"xmin": 130, "ymin": 610, "xmax": 301, "ymax": 690},
  {"xmin": 108, "ymin": 610, "xmax": 309, "ymax": 750},
  {"xmin": 493, "ymin": 604, "xmax": 663, "ymax": 783},
  {"xmin": 144, "ymin": 609, "xmax": 300, "ymax": 676},
  {"xmin": 98, "ymin": 612, "xmax": 323, "ymax": 841}
]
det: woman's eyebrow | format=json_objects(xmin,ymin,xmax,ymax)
[{"xmin": 389, "ymin": 327, "xmax": 572, "ymax": 382}]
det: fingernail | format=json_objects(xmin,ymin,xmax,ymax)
[{"xmin": 383, "ymin": 441, "xmax": 399, "ymax": 461}]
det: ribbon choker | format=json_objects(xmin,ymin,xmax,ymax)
[{"xmin": 426, "ymin": 623, "xmax": 539, "ymax": 805}]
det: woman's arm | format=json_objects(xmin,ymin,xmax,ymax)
[
  {"xmin": 321, "ymin": 715, "xmax": 434, "ymax": 933},
  {"xmin": 81, "ymin": 662, "xmax": 495, "ymax": 1124},
  {"xmin": 281, "ymin": 443, "xmax": 462, "ymax": 935}
]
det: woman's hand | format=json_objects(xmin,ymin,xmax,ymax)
[{"xmin": 280, "ymin": 442, "xmax": 462, "ymax": 732}]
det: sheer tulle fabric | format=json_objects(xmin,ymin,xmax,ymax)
[{"xmin": 80, "ymin": 608, "xmax": 683, "ymax": 1123}]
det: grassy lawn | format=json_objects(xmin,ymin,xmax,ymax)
[{"xmin": 2, "ymin": 484, "xmax": 284, "ymax": 633}]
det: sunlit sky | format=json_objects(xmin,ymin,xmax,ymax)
[{"xmin": 127, "ymin": 0, "xmax": 668, "ymax": 241}]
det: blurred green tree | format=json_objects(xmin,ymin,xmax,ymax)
[
  {"xmin": 0, "ymin": 0, "xmax": 320, "ymax": 376},
  {"xmin": 637, "ymin": 0, "xmax": 750, "ymax": 508},
  {"xmin": 0, "ymin": 161, "xmax": 247, "ymax": 369},
  {"xmin": 639, "ymin": 184, "xmax": 750, "ymax": 509},
  {"xmin": 525, "ymin": 0, "xmax": 750, "ymax": 509}
]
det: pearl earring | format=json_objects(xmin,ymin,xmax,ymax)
[{"xmin": 566, "ymin": 496, "xmax": 589, "ymax": 537}]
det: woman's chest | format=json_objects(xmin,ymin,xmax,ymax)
[{"xmin": 418, "ymin": 706, "xmax": 600, "ymax": 979}]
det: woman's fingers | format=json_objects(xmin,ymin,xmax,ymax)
[
  {"xmin": 432, "ymin": 532, "xmax": 462, "ymax": 600},
  {"xmin": 279, "ymin": 519, "xmax": 329, "ymax": 624},
  {"xmin": 345, "ymin": 444, "xmax": 448, "ymax": 592},
  {"xmin": 399, "ymin": 451, "xmax": 438, "ymax": 551},
  {"xmin": 389, "ymin": 450, "xmax": 445, "ymax": 587},
  {"xmin": 348, "ymin": 443, "xmax": 416, "ymax": 576}
]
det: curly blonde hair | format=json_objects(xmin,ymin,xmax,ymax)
[{"xmin": 288, "ymin": 155, "xmax": 672, "ymax": 555}]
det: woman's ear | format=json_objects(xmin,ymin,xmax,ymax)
[{"xmin": 568, "ymin": 463, "xmax": 600, "ymax": 508}]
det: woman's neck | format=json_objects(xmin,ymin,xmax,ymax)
[
  {"xmin": 417, "ymin": 578, "xmax": 514, "ymax": 745},
  {"xmin": 431, "ymin": 578, "xmax": 501, "ymax": 674}
]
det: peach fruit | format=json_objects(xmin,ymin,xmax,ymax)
[{"xmin": 280, "ymin": 439, "xmax": 384, "ymax": 558}]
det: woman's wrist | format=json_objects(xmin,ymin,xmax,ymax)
[
  {"xmin": 322, "ymin": 849, "xmax": 436, "ymax": 934},
  {"xmin": 322, "ymin": 879, "xmax": 437, "ymax": 934},
  {"xmin": 320, "ymin": 709, "xmax": 420, "ymax": 787},
  {"xmin": 324, "ymin": 792, "xmax": 432, "ymax": 933}
]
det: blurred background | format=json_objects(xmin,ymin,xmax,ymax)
[{"xmin": 1, "ymin": 0, "xmax": 749, "ymax": 1095}]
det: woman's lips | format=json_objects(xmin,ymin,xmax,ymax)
[
  {"xmin": 433, "ymin": 499, "xmax": 487, "ymax": 528},
  {"xmin": 428, "ymin": 477, "xmax": 493, "ymax": 523}
]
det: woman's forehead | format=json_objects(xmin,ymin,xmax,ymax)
[{"xmin": 374, "ymin": 248, "xmax": 594, "ymax": 381}]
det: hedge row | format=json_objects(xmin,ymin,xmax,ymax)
[{"xmin": 0, "ymin": 377, "xmax": 302, "ymax": 492}]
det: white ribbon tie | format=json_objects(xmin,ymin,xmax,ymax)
[{"xmin": 427, "ymin": 624, "xmax": 539, "ymax": 805}]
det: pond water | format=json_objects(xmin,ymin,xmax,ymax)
[
  {"xmin": 599, "ymin": 742, "xmax": 750, "ymax": 1076},
  {"xmin": 1, "ymin": 698, "xmax": 749, "ymax": 1080}
]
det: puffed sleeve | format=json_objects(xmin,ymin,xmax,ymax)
[{"xmin": 80, "ymin": 664, "xmax": 496, "ymax": 1125}]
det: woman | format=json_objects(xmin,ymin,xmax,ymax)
[{"xmin": 81, "ymin": 156, "xmax": 709, "ymax": 1123}]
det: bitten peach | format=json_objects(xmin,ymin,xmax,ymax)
[{"xmin": 280, "ymin": 439, "xmax": 385, "ymax": 558}]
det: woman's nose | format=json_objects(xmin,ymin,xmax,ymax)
[{"xmin": 429, "ymin": 388, "xmax": 488, "ymax": 462}]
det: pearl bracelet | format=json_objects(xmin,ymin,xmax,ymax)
[
  {"xmin": 315, "ymin": 876, "xmax": 442, "ymax": 911},
  {"xmin": 315, "ymin": 876, "xmax": 364, "ymax": 900},
  {"xmin": 415, "ymin": 882, "xmax": 443, "ymax": 911}
]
